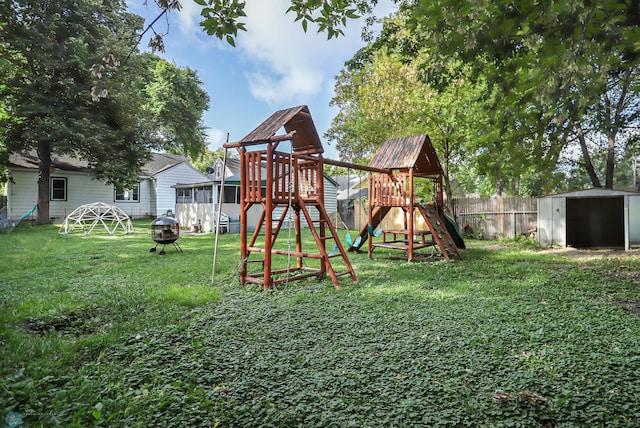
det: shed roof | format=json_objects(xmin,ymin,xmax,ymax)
[
  {"xmin": 540, "ymin": 188, "xmax": 640, "ymax": 198},
  {"xmin": 238, "ymin": 105, "xmax": 324, "ymax": 154},
  {"xmin": 368, "ymin": 134, "xmax": 443, "ymax": 177}
]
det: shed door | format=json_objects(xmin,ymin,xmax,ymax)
[{"xmin": 566, "ymin": 197, "xmax": 624, "ymax": 248}]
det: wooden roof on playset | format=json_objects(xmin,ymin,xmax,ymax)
[
  {"xmin": 369, "ymin": 134, "xmax": 443, "ymax": 177},
  {"xmin": 235, "ymin": 105, "xmax": 324, "ymax": 155}
]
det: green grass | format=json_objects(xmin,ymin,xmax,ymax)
[{"xmin": 1, "ymin": 222, "xmax": 639, "ymax": 427}]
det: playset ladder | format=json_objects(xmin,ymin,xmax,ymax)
[{"xmin": 298, "ymin": 198, "xmax": 357, "ymax": 286}]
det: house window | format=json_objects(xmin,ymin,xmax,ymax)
[
  {"xmin": 50, "ymin": 177, "xmax": 67, "ymax": 201},
  {"xmin": 115, "ymin": 184, "xmax": 139, "ymax": 202},
  {"xmin": 223, "ymin": 185, "xmax": 240, "ymax": 203},
  {"xmin": 176, "ymin": 188, "xmax": 193, "ymax": 203},
  {"xmin": 194, "ymin": 186, "xmax": 212, "ymax": 203}
]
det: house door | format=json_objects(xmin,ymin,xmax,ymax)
[{"xmin": 566, "ymin": 197, "xmax": 624, "ymax": 248}]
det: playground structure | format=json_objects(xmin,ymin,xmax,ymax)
[
  {"xmin": 350, "ymin": 134, "xmax": 464, "ymax": 262},
  {"xmin": 59, "ymin": 202, "xmax": 134, "ymax": 235},
  {"xmin": 223, "ymin": 105, "xmax": 462, "ymax": 290}
]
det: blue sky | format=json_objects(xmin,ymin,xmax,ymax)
[{"xmin": 126, "ymin": 0, "xmax": 396, "ymax": 160}]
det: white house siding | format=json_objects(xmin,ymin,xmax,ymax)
[
  {"xmin": 154, "ymin": 163, "xmax": 208, "ymax": 217},
  {"xmin": 6, "ymin": 168, "xmax": 154, "ymax": 220}
]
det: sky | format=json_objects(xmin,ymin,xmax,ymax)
[{"xmin": 126, "ymin": 0, "xmax": 396, "ymax": 160}]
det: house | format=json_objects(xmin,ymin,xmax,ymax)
[
  {"xmin": 538, "ymin": 188, "xmax": 640, "ymax": 250},
  {"xmin": 333, "ymin": 174, "xmax": 368, "ymax": 230},
  {"xmin": 4, "ymin": 151, "xmax": 208, "ymax": 221},
  {"xmin": 206, "ymin": 157, "xmax": 240, "ymax": 181},
  {"xmin": 174, "ymin": 159, "xmax": 339, "ymax": 232}
]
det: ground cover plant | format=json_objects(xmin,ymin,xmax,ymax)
[{"xmin": 1, "ymin": 222, "xmax": 639, "ymax": 427}]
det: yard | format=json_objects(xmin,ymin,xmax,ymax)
[{"xmin": 1, "ymin": 222, "xmax": 639, "ymax": 427}]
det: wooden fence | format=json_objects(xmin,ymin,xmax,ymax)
[
  {"xmin": 452, "ymin": 197, "xmax": 538, "ymax": 240},
  {"xmin": 338, "ymin": 197, "xmax": 538, "ymax": 241}
]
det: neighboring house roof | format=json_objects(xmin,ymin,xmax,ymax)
[
  {"xmin": 8, "ymin": 151, "xmax": 89, "ymax": 172},
  {"xmin": 333, "ymin": 175, "xmax": 368, "ymax": 201},
  {"xmin": 208, "ymin": 157, "xmax": 241, "ymax": 180},
  {"xmin": 237, "ymin": 105, "xmax": 324, "ymax": 155},
  {"xmin": 333, "ymin": 175, "xmax": 367, "ymax": 192},
  {"xmin": 139, "ymin": 153, "xmax": 192, "ymax": 177},
  {"xmin": 8, "ymin": 151, "xmax": 190, "ymax": 178},
  {"xmin": 221, "ymin": 157, "xmax": 241, "ymax": 174},
  {"xmin": 369, "ymin": 134, "xmax": 443, "ymax": 177}
]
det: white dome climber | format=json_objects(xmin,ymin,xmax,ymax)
[{"xmin": 59, "ymin": 202, "xmax": 134, "ymax": 235}]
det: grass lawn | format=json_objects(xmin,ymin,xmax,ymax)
[{"xmin": 1, "ymin": 221, "xmax": 639, "ymax": 427}]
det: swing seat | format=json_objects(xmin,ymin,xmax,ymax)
[
  {"xmin": 345, "ymin": 233, "xmax": 362, "ymax": 247},
  {"xmin": 328, "ymin": 243, "xmax": 338, "ymax": 257},
  {"xmin": 367, "ymin": 225, "xmax": 383, "ymax": 237}
]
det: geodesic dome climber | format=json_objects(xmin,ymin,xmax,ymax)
[{"xmin": 59, "ymin": 202, "xmax": 134, "ymax": 235}]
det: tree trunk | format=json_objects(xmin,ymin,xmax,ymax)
[
  {"xmin": 36, "ymin": 141, "xmax": 51, "ymax": 224},
  {"xmin": 442, "ymin": 139, "xmax": 454, "ymax": 214},
  {"xmin": 605, "ymin": 132, "xmax": 616, "ymax": 189},
  {"xmin": 574, "ymin": 119, "xmax": 602, "ymax": 188}
]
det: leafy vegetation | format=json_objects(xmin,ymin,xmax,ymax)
[
  {"xmin": 1, "ymin": 1, "xmax": 210, "ymax": 224},
  {"xmin": 328, "ymin": 0, "xmax": 640, "ymax": 196},
  {"xmin": 1, "ymin": 223, "xmax": 639, "ymax": 426}
]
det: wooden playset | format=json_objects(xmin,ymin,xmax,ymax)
[{"xmin": 223, "ymin": 105, "xmax": 463, "ymax": 290}]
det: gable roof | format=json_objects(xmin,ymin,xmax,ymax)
[
  {"xmin": 213, "ymin": 157, "xmax": 241, "ymax": 175},
  {"xmin": 9, "ymin": 151, "xmax": 89, "ymax": 172},
  {"xmin": 238, "ymin": 105, "xmax": 324, "ymax": 155},
  {"xmin": 8, "ymin": 151, "xmax": 189, "ymax": 178},
  {"xmin": 140, "ymin": 153, "xmax": 190, "ymax": 177},
  {"xmin": 368, "ymin": 134, "xmax": 443, "ymax": 177}
]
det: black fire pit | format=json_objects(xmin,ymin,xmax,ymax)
[{"xmin": 150, "ymin": 217, "xmax": 182, "ymax": 255}]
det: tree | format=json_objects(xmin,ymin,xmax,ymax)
[
  {"xmin": 1, "ymin": 0, "xmax": 209, "ymax": 224},
  {"xmin": 327, "ymin": 46, "xmax": 491, "ymax": 204},
  {"xmin": 189, "ymin": 147, "xmax": 236, "ymax": 175},
  {"xmin": 396, "ymin": 0, "xmax": 640, "ymax": 190},
  {"xmin": 145, "ymin": 59, "xmax": 210, "ymax": 159}
]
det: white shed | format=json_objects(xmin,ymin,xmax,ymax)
[{"xmin": 537, "ymin": 188, "xmax": 640, "ymax": 250}]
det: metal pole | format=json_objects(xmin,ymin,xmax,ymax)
[{"xmin": 212, "ymin": 136, "xmax": 229, "ymax": 286}]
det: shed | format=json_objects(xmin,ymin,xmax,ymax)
[{"xmin": 537, "ymin": 188, "xmax": 640, "ymax": 250}]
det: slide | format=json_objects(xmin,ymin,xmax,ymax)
[{"xmin": 443, "ymin": 213, "xmax": 465, "ymax": 249}]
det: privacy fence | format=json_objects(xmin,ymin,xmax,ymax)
[
  {"xmin": 452, "ymin": 197, "xmax": 538, "ymax": 240},
  {"xmin": 338, "ymin": 197, "xmax": 538, "ymax": 241}
]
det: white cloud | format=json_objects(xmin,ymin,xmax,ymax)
[
  {"xmin": 236, "ymin": 0, "xmax": 383, "ymax": 106},
  {"xmin": 206, "ymin": 128, "xmax": 225, "ymax": 150},
  {"xmin": 175, "ymin": 0, "xmax": 200, "ymax": 36}
]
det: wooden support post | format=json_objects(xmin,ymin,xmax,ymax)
[
  {"xmin": 317, "ymin": 157, "xmax": 327, "ymax": 278},
  {"xmin": 239, "ymin": 149, "xmax": 248, "ymax": 284},
  {"xmin": 368, "ymin": 172, "xmax": 373, "ymax": 259},
  {"xmin": 263, "ymin": 144, "xmax": 275, "ymax": 290},
  {"xmin": 408, "ymin": 168, "xmax": 415, "ymax": 261}
]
